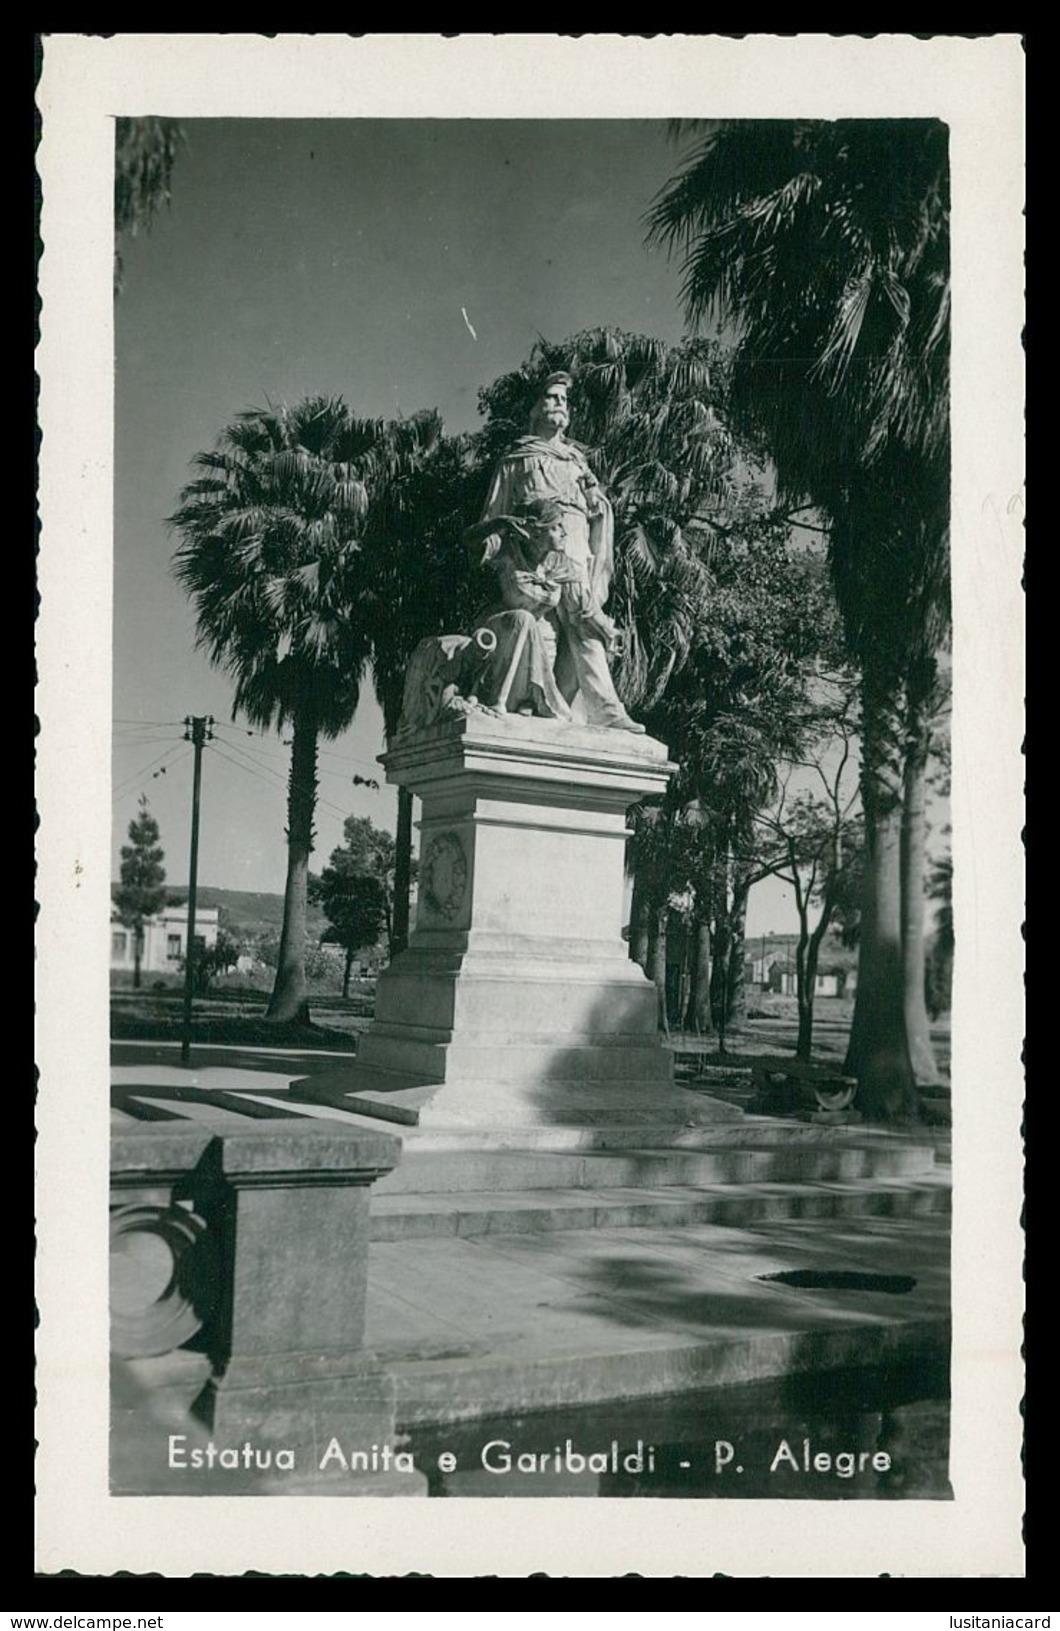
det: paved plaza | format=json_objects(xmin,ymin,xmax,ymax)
[{"xmin": 111, "ymin": 1039, "xmax": 950, "ymax": 1495}]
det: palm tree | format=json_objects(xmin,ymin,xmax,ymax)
[
  {"xmin": 476, "ymin": 329, "xmax": 741, "ymax": 716},
  {"xmin": 476, "ymin": 330, "xmax": 737, "ymax": 1026},
  {"xmin": 170, "ymin": 395, "xmax": 398, "ymax": 1022},
  {"xmin": 477, "ymin": 328, "xmax": 846, "ymax": 1038},
  {"xmin": 114, "ymin": 117, "xmax": 185, "ymax": 294},
  {"xmin": 649, "ymin": 120, "xmax": 950, "ymax": 1120},
  {"xmin": 363, "ymin": 424, "xmax": 482, "ymax": 954}
]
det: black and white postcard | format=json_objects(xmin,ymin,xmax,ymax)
[{"xmin": 36, "ymin": 33, "xmax": 1025, "ymax": 1578}]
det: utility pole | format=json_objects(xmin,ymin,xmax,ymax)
[
  {"xmin": 180, "ymin": 715, "xmax": 213, "ymax": 1067},
  {"xmin": 392, "ymin": 788, "xmax": 413, "ymax": 957}
]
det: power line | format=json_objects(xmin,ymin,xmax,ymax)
[
  {"xmin": 113, "ymin": 746, "xmax": 187, "ymax": 786},
  {"xmin": 113, "ymin": 718, "xmax": 187, "ymax": 728},
  {"xmin": 205, "ymin": 740, "xmax": 364, "ymax": 823},
  {"xmin": 210, "ymin": 721, "xmax": 385, "ymax": 775},
  {"xmin": 208, "ymin": 728, "xmax": 381, "ymax": 789},
  {"xmin": 115, "ymin": 734, "xmax": 380, "ymax": 824},
  {"xmin": 314, "ymin": 785, "xmax": 381, "ymax": 822},
  {"xmin": 207, "ymin": 729, "xmax": 381, "ymax": 790},
  {"xmin": 206, "ymin": 739, "xmax": 289, "ymax": 793},
  {"xmin": 215, "ymin": 744, "xmax": 361, "ymax": 823},
  {"xmin": 208, "ymin": 731, "xmax": 299, "ymax": 772},
  {"xmin": 112, "ymin": 745, "xmax": 192, "ymax": 801},
  {"xmin": 318, "ymin": 743, "xmax": 386, "ymax": 772}
]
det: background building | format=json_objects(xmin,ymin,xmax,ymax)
[{"xmin": 110, "ymin": 903, "xmax": 219, "ymax": 975}]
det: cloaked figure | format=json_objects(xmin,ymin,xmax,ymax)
[{"xmin": 467, "ymin": 371, "xmax": 645, "ymax": 732}]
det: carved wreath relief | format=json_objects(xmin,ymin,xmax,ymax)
[
  {"xmin": 420, "ymin": 831, "xmax": 468, "ymax": 920},
  {"xmin": 110, "ymin": 1200, "xmax": 218, "ymax": 1359}
]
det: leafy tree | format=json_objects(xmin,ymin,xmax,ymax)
[
  {"xmin": 475, "ymin": 329, "xmax": 734, "ymax": 718},
  {"xmin": 361, "ymin": 426, "xmax": 481, "ymax": 953},
  {"xmin": 114, "ymin": 117, "xmax": 185, "ymax": 294},
  {"xmin": 248, "ymin": 929, "xmax": 339, "ymax": 992},
  {"xmin": 366, "ymin": 428, "xmax": 482, "ymax": 735},
  {"xmin": 311, "ymin": 813, "xmax": 417, "ymax": 996},
  {"xmin": 649, "ymin": 120, "xmax": 950, "ymax": 1120},
  {"xmin": 326, "ymin": 815, "xmax": 408, "ymax": 952},
  {"xmin": 251, "ymin": 931, "xmax": 282, "ymax": 973},
  {"xmin": 316, "ymin": 866, "xmax": 388, "ymax": 997},
  {"xmin": 643, "ymin": 528, "xmax": 844, "ymax": 1040},
  {"xmin": 304, "ymin": 943, "xmax": 345, "ymax": 990},
  {"xmin": 747, "ymin": 684, "xmax": 862, "ymax": 1059},
  {"xmin": 477, "ymin": 330, "xmax": 838, "ymax": 1037},
  {"xmin": 171, "ymin": 396, "xmax": 411, "ymax": 1022},
  {"xmin": 924, "ymin": 853, "xmax": 954, "ymax": 1019},
  {"xmin": 626, "ymin": 799, "xmax": 709, "ymax": 1036},
  {"xmin": 899, "ymin": 661, "xmax": 950, "ymax": 1083},
  {"xmin": 114, "ymin": 795, "xmax": 167, "ymax": 988},
  {"xmin": 830, "ymin": 816, "xmax": 867, "ymax": 951},
  {"xmin": 182, "ymin": 930, "xmax": 240, "ymax": 995}
]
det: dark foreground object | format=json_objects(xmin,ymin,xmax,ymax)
[
  {"xmin": 760, "ymin": 1270, "xmax": 918, "ymax": 1294},
  {"xmin": 409, "ymin": 1355, "xmax": 952, "ymax": 1499}
]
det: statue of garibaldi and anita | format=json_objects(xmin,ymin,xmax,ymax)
[{"xmin": 398, "ymin": 372, "xmax": 646, "ymax": 736}]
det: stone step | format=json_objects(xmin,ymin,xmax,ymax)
[
  {"xmin": 366, "ymin": 1196, "xmax": 951, "ymax": 1432},
  {"xmin": 374, "ymin": 1139, "xmax": 937, "ymax": 1196},
  {"xmin": 288, "ymin": 1071, "xmax": 745, "ymax": 1129},
  {"xmin": 369, "ymin": 1172, "xmax": 952, "ymax": 1240},
  {"xmin": 385, "ymin": 1316, "xmax": 952, "ymax": 1429},
  {"xmin": 383, "ymin": 1117, "xmax": 940, "ymax": 1152}
]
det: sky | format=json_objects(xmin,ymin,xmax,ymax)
[{"xmin": 114, "ymin": 116, "xmax": 802, "ymax": 935}]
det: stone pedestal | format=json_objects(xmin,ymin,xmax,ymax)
[
  {"xmin": 325, "ymin": 714, "xmax": 708, "ymax": 1129},
  {"xmin": 197, "ymin": 1125, "xmax": 408, "ymax": 1479},
  {"xmin": 111, "ymin": 1120, "xmax": 427, "ymax": 1493}
]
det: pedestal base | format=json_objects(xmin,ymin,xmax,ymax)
[
  {"xmin": 298, "ymin": 1062, "xmax": 736, "ymax": 1130},
  {"xmin": 306, "ymin": 715, "xmax": 714, "ymax": 1130}
]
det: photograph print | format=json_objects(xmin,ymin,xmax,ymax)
[{"xmin": 37, "ymin": 34, "xmax": 1024, "ymax": 1579}]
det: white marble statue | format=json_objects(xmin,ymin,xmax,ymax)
[
  {"xmin": 468, "ymin": 372, "xmax": 645, "ymax": 732},
  {"xmin": 396, "ymin": 372, "xmax": 644, "ymax": 737}
]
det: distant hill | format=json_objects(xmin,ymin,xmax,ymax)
[{"xmin": 110, "ymin": 884, "xmax": 327, "ymax": 942}]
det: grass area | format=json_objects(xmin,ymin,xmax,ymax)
[
  {"xmin": 668, "ymin": 998, "xmax": 951, "ymax": 1112},
  {"xmin": 110, "ymin": 982, "xmax": 374, "ymax": 1050},
  {"xmin": 110, "ymin": 983, "xmax": 951, "ymax": 1083}
]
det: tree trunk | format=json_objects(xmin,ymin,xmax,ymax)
[
  {"xmin": 342, "ymin": 947, "xmax": 353, "ymax": 1000},
  {"xmin": 677, "ymin": 926, "xmax": 694, "ymax": 1033},
  {"xmin": 710, "ymin": 842, "xmax": 730, "ymax": 1048},
  {"xmin": 689, "ymin": 915, "xmax": 713, "ymax": 1036},
  {"xmin": 664, "ymin": 928, "xmax": 684, "ymax": 1036},
  {"xmin": 629, "ymin": 862, "xmax": 651, "ymax": 974},
  {"xmin": 797, "ymin": 866, "xmax": 842, "ymax": 1060},
  {"xmin": 132, "ymin": 923, "xmax": 143, "ymax": 990},
  {"xmin": 794, "ymin": 924, "xmax": 813, "ymax": 1062},
  {"xmin": 711, "ymin": 934, "xmax": 729, "ymax": 1054},
  {"xmin": 651, "ymin": 905, "xmax": 669, "ymax": 1036},
  {"xmin": 844, "ymin": 672, "xmax": 919, "ymax": 1121},
  {"xmin": 901, "ymin": 666, "xmax": 942, "ymax": 1085},
  {"xmin": 726, "ymin": 870, "xmax": 750, "ymax": 1032},
  {"xmin": 682, "ymin": 919, "xmax": 698, "ymax": 1032},
  {"xmin": 266, "ymin": 713, "xmax": 317, "ymax": 1024},
  {"xmin": 796, "ymin": 921, "xmax": 826, "ymax": 1062},
  {"xmin": 380, "ymin": 882, "xmax": 393, "ymax": 957},
  {"xmin": 392, "ymin": 786, "xmax": 413, "ymax": 958}
]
